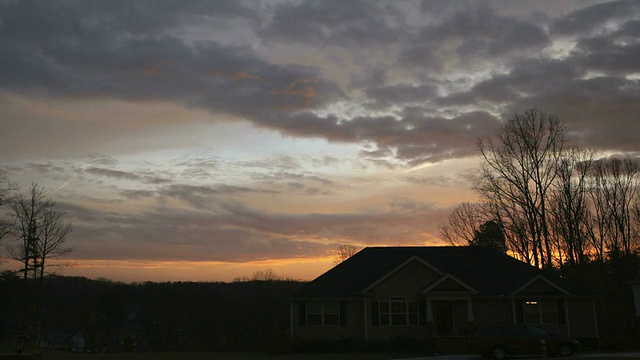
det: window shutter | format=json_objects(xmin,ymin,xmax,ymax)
[
  {"xmin": 557, "ymin": 299, "xmax": 566, "ymax": 324},
  {"xmin": 340, "ymin": 301, "xmax": 347, "ymax": 327},
  {"xmin": 372, "ymin": 301, "xmax": 379, "ymax": 327},
  {"xmin": 516, "ymin": 300, "xmax": 524, "ymax": 324},
  {"xmin": 299, "ymin": 301, "xmax": 306, "ymax": 326},
  {"xmin": 419, "ymin": 301, "xmax": 426, "ymax": 326}
]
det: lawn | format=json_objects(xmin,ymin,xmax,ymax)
[
  {"xmin": 2, "ymin": 350, "xmax": 638, "ymax": 360},
  {"xmin": 34, "ymin": 350, "xmax": 640, "ymax": 360},
  {"xmin": 39, "ymin": 351, "xmax": 428, "ymax": 360}
]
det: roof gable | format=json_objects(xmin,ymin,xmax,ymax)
[
  {"xmin": 422, "ymin": 274, "xmax": 478, "ymax": 294},
  {"xmin": 511, "ymin": 274, "xmax": 570, "ymax": 296},
  {"xmin": 360, "ymin": 256, "xmax": 443, "ymax": 294}
]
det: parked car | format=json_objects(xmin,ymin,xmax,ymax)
[{"xmin": 469, "ymin": 324, "xmax": 581, "ymax": 359}]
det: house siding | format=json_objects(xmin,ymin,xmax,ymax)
[
  {"xmin": 568, "ymin": 298, "xmax": 599, "ymax": 339},
  {"xmin": 472, "ymin": 298, "xmax": 513, "ymax": 327}
]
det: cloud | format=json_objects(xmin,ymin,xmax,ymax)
[
  {"xmin": 2, "ymin": 0, "xmax": 639, "ymax": 168},
  {"xmin": 549, "ymin": 0, "xmax": 640, "ymax": 36},
  {"xmin": 258, "ymin": 0, "xmax": 406, "ymax": 47},
  {"xmin": 401, "ymin": 5, "xmax": 550, "ymax": 73},
  {"xmin": 0, "ymin": 1, "xmax": 344, "ymax": 121},
  {"xmin": 59, "ymin": 198, "xmax": 447, "ymax": 263},
  {"xmin": 574, "ymin": 20, "xmax": 640, "ymax": 74},
  {"xmin": 84, "ymin": 167, "xmax": 140, "ymax": 181}
]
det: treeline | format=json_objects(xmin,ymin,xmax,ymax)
[
  {"xmin": 440, "ymin": 109, "xmax": 640, "ymax": 270},
  {"xmin": 0, "ymin": 273, "xmax": 304, "ymax": 352}
]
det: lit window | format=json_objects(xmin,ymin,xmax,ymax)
[{"xmin": 524, "ymin": 299, "xmax": 558, "ymax": 324}]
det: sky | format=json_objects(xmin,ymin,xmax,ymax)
[{"xmin": 1, "ymin": 0, "xmax": 640, "ymax": 283}]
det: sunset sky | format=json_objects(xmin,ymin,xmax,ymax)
[{"xmin": 1, "ymin": 0, "xmax": 640, "ymax": 282}]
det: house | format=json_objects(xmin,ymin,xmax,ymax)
[{"xmin": 288, "ymin": 246, "xmax": 599, "ymax": 349}]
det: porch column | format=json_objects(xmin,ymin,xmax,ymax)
[
  {"xmin": 592, "ymin": 299, "xmax": 599, "ymax": 338},
  {"xmin": 564, "ymin": 299, "xmax": 571, "ymax": 337},
  {"xmin": 467, "ymin": 297, "xmax": 474, "ymax": 322},
  {"xmin": 364, "ymin": 296, "xmax": 369, "ymax": 341},
  {"xmin": 426, "ymin": 298, "xmax": 433, "ymax": 322},
  {"xmin": 511, "ymin": 298, "xmax": 517, "ymax": 324},
  {"xmin": 289, "ymin": 302, "xmax": 294, "ymax": 339}
]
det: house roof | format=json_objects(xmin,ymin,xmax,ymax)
[{"xmin": 291, "ymin": 246, "xmax": 591, "ymax": 299}]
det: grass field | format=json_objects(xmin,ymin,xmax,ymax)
[
  {"xmin": 29, "ymin": 351, "xmax": 640, "ymax": 360},
  {"xmin": 2, "ymin": 350, "xmax": 638, "ymax": 360},
  {"xmin": 34, "ymin": 350, "xmax": 429, "ymax": 360}
]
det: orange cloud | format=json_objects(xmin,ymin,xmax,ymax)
[
  {"xmin": 271, "ymin": 79, "xmax": 318, "ymax": 98},
  {"xmin": 138, "ymin": 62, "xmax": 174, "ymax": 76},
  {"xmin": 234, "ymin": 70, "xmax": 262, "ymax": 80},
  {"xmin": 207, "ymin": 70, "xmax": 262, "ymax": 80}
]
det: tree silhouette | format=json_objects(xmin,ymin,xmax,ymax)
[
  {"xmin": 470, "ymin": 220, "xmax": 507, "ymax": 253},
  {"xmin": 333, "ymin": 244, "xmax": 359, "ymax": 265}
]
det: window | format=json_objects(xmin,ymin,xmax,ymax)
[
  {"xmin": 379, "ymin": 297, "xmax": 419, "ymax": 326},
  {"xmin": 523, "ymin": 299, "xmax": 559, "ymax": 324},
  {"xmin": 306, "ymin": 302, "xmax": 340, "ymax": 326}
]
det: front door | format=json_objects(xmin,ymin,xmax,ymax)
[{"xmin": 433, "ymin": 300, "xmax": 455, "ymax": 336}]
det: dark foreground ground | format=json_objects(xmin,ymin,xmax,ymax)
[{"xmin": 5, "ymin": 350, "xmax": 637, "ymax": 360}]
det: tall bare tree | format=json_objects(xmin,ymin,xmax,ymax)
[
  {"xmin": 7, "ymin": 184, "xmax": 73, "ymax": 280},
  {"xmin": 0, "ymin": 170, "xmax": 18, "ymax": 241},
  {"xmin": 588, "ymin": 158, "xmax": 640, "ymax": 259},
  {"xmin": 8, "ymin": 184, "xmax": 51, "ymax": 281},
  {"xmin": 548, "ymin": 147, "xmax": 595, "ymax": 267},
  {"xmin": 7, "ymin": 184, "xmax": 73, "ymax": 331},
  {"xmin": 476, "ymin": 109, "xmax": 566, "ymax": 268},
  {"xmin": 35, "ymin": 207, "xmax": 73, "ymax": 282}
]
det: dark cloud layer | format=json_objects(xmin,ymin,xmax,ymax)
[{"xmin": 2, "ymin": 0, "xmax": 639, "ymax": 164}]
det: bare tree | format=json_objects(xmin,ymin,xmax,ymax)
[
  {"xmin": 35, "ymin": 207, "xmax": 73, "ymax": 281},
  {"xmin": 333, "ymin": 244, "xmax": 360, "ymax": 265},
  {"xmin": 438, "ymin": 202, "xmax": 489, "ymax": 246},
  {"xmin": 233, "ymin": 268, "xmax": 299, "ymax": 282},
  {"xmin": 476, "ymin": 109, "xmax": 566, "ymax": 268},
  {"xmin": 0, "ymin": 170, "xmax": 18, "ymax": 241},
  {"xmin": 588, "ymin": 158, "xmax": 640, "ymax": 259},
  {"xmin": 548, "ymin": 147, "xmax": 595, "ymax": 267},
  {"xmin": 7, "ymin": 182, "xmax": 73, "ymax": 327},
  {"xmin": 8, "ymin": 184, "xmax": 51, "ymax": 281}
]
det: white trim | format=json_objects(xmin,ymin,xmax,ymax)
[
  {"xmin": 565, "ymin": 299, "xmax": 571, "ymax": 337},
  {"xmin": 510, "ymin": 274, "xmax": 571, "ymax": 296},
  {"xmin": 358, "ymin": 256, "xmax": 443, "ymax": 294},
  {"xmin": 422, "ymin": 273, "xmax": 478, "ymax": 294}
]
